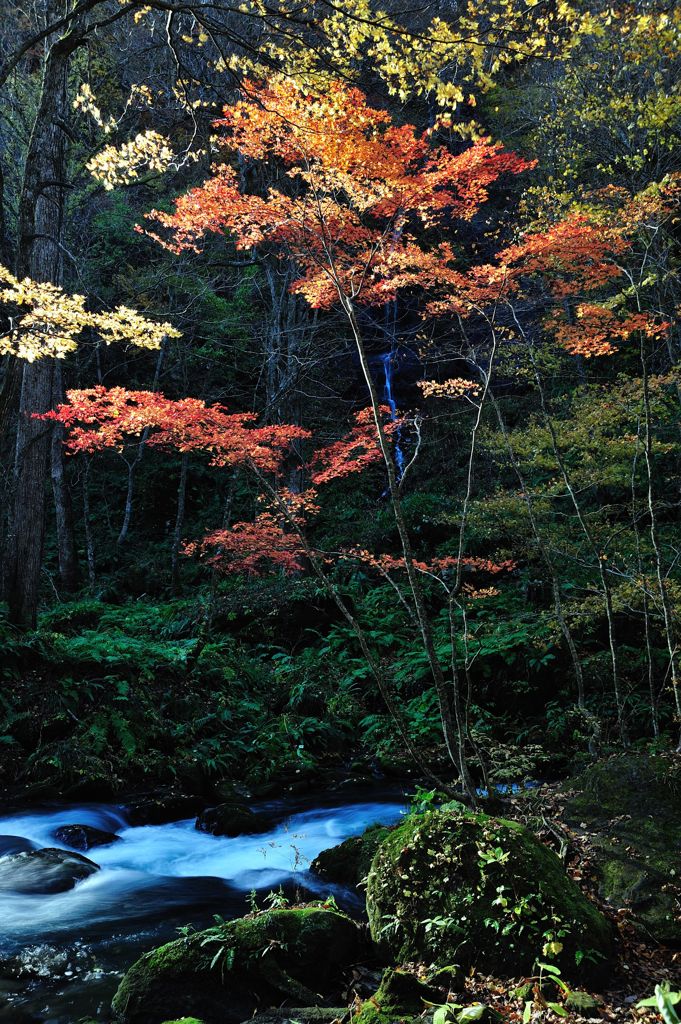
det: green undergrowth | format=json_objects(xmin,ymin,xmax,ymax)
[
  {"xmin": 0, "ymin": 593, "xmax": 356, "ymax": 795},
  {"xmin": 2, "ymin": 564, "xmax": 677, "ymax": 798}
]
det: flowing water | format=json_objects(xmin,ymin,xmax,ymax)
[
  {"xmin": 378, "ymin": 350, "xmax": 406, "ymax": 476},
  {"xmin": 0, "ymin": 790, "xmax": 410, "ymax": 1023}
]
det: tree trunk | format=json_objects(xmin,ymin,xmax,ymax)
[
  {"xmin": 341, "ymin": 293, "xmax": 478, "ymax": 802},
  {"xmin": 523, "ymin": 330, "xmax": 627, "ymax": 744},
  {"xmin": 5, "ymin": 363, "xmax": 54, "ymax": 625},
  {"xmin": 488, "ymin": 389, "xmax": 601, "ymax": 750},
  {"xmin": 82, "ymin": 457, "xmax": 96, "ymax": 587},
  {"xmin": 171, "ymin": 453, "xmax": 189, "ymax": 591},
  {"xmin": 4, "ymin": 20, "xmax": 77, "ymax": 627},
  {"xmin": 51, "ymin": 362, "xmax": 79, "ymax": 591}
]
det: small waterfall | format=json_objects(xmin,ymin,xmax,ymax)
[{"xmin": 378, "ymin": 350, "xmax": 405, "ymax": 478}]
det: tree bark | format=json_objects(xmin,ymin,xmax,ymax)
[
  {"xmin": 171, "ymin": 453, "xmax": 189, "ymax": 590},
  {"xmin": 82, "ymin": 456, "xmax": 96, "ymax": 587},
  {"xmin": 51, "ymin": 362, "xmax": 79, "ymax": 591},
  {"xmin": 4, "ymin": 17, "xmax": 79, "ymax": 627},
  {"xmin": 341, "ymin": 293, "xmax": 478, "ymax": 802}
]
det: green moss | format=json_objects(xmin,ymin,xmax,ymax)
[
  {"xmin": 565, "ymin": 992, "xmax": 601, "ymax": 1013},
  {"xmin": 161, "ymin": 1019, "xmax": 206, "ymax": 1024},
  {"xmin": 310, "ymin": 824, "xmax": 392, "ymax": 886},
  {"xmin": 562, "ymin": 753, "xmax": 681, "ymax": 943},
  {"xmin": 366, "ymin": 809, "xmax": 611, "ymax": 980},
  {"xmin": 354, "ymin": 969, "xmax": 432, "ymax": 1024},
  {"xmin": 111, "ymin": 907, "xmax": 362, "ymax": 1024}
]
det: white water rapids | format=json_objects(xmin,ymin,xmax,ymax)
[{"xmin": 0, "ymin": 793, "xmax": 409, "ymax": 1022}]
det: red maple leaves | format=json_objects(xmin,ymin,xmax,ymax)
[
  {"xmin": 45, "ymin": 389, "xmax": 511, "ymax": 583},
  {"xmin": 49, "ymin": 80, "xmax": 669, "ymax": 583},
  {"xmin": 42, "ymin": 387, "xmax": 309, "ymax": 473},
  {"xmin": 310, "ymin": 407, "xmax": 399, "ymax": 485},
  {"xmin": 138, "ymin": 79, "xmax": 666, "ymax": 359}
]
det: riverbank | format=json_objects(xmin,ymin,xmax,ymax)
[{"xmin": 1, "ymin": 755, "xmax": 678, "ymax": 1024}]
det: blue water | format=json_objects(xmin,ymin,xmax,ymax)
[
  {"xmin": 0, "ymin": 793, "xmax": 409, "ymax": 1022},
  {"xmin": 378, "ymin": 350, "xmax": 406, "ymax": 477}
]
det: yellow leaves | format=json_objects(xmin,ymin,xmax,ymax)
[
  {"xmin": 86, "ymin": 130, "xmax": 175, "ymax": 189},
  {"xmin": 221, "ymin": 0, "xmax": 588, "ymax": 114},
  {"xmin": 73, "ymin": 84, "xmax": 115, "ymax": 134},
  {"xmin": 96, "ymin": 306, "xmax": 181, "ymax": 350},
  {"xmin": 0, "ymin": 265, "xmax": 180, "ymax": 362},
  {"xmin": 418, "ymin": 378, "xmax": 482, "ymax": 400},
  {"xmin": 437, "ymin": 83, "xmax": 465, "ymax": 106}
]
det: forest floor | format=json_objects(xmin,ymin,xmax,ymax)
[{"xmin": 464, "ymin": 783, "xmax": 680, "ymax": 1024}]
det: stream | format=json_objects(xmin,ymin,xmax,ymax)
[{"xmin": 0, "ymin": 789, "xmax": 410, "ymax": 1023}]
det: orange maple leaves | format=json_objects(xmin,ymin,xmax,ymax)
[
  {"xmin": 141, "ymin": 79, "xmax": 535, "ymax": 309},
  {"xmin": 139, "ymin": 78, "xmax": 668, "ymax": 360},
  {"xmin": 46, "ymin": 389, "xmax": 511, "ymax": 584},
  {"xmin": 49, "ymin": 80, "xmax": 671, "ymax": 583},
  {"xmin": 310, "ymin": 406, "xmax": 399, "ymax": 485},
  {"xmin": 547, "ymin": 305, "xmax": 670, "ymax": 358},
  {"xmin": 184, "ymin": 516, "xmax": 308, "ymax": 575},
  {"xmin": 341, "ymin": 548, "xmax": 515, "ymax": 586}
]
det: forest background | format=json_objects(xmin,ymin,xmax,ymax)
[{"xmin": 0, "ymin": 0, "xmax": 680, "ymax": 802}]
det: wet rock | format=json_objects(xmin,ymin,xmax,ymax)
[
  {"xmin": 0, "ymin": 942, "xmax": 95, "ymax": 983},
  {"xmin": 0, "ymin": 836, "xmax": 36, "ymax": 856},
  {"xmin": 53, "ymin": 824, "xmax": 121, "ymax": 851},
  {"xmin": 561, "ymin": 752, "xmax": 681, "ymax": 944},
  {"xmin": 366, "ymin": 808, "xmax": 612, "ymax": 981},
  {"xmin": 0, "ymin": 847, "xmax": 99, "ymax": 894},
  {"xmin": 195, "ymin": 802, "xmax": 270, "ymax": 837},
  {"xmin": 124, "ymin": 791, "xmax": 204, "ymax": 826},
  {"xmin": 112, "ymin": 906, "xmax": 363, "ymax": 1024},
  {"xmin": 0, "ymin": 998, "xmax": 42, "ymax": 1023},
  {"xmin": 310, "ymin": 824, "xmax": 392, "ymax": 887}
]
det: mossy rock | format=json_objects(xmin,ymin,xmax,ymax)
[
  {"xmin": 561, "ymin": 752, "xmax": 681, "ymax": 943},
  {"xmin": 245, "ymin": 1012, "xmax": 346, "ymax": 1024},
  {"xmin": 310, "ymin": 825, "xmax": 392, "ymax": 887},
  {"xmin": 366, "ymin": 809, "xmax": 611, "ymax": 980},
  {"xmin": 112, "ymin": 907, "xmax": 362, "ymax": 1024},
  {"xmin": 427, "ymin": 965, "xmax": 465, "ymax": 992},
  {"xmin": 565, "ymin": 991, "xmax": 601, "ymax": 1013},
  {"xmin": 354, "ymin": 968, "xmax": 434, "ymax": 1024},
  {"xmin": 160, "ymin": 1019, "xmax": 206, "ymax": 1024}
]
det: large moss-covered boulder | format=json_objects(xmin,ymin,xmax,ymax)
[
  {"xmin": 366, "ymin": 809, "xmax": 611, "ymax": 980},
  {"xmin": 310, "ymin": 825, "xmax": 393, "ymax": 887},
  {"xmin": 160, "ymin": 1019, "xmax": 205, "ymax": 1024},
  {"xmin": 561, "ymin": 752, "xmax": 681, "ymax": 944},
  {"xmin": 112, "ymin": 907, "xmax": 363, "ymax": 1024}
]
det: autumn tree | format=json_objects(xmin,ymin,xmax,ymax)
[
  {"xmin": 0, "ymin": 0, "xmax": 599, "ymax": 629},
  {"xmin": 139, "ymin": 75, "xmax": 681, "ymax": 764}
]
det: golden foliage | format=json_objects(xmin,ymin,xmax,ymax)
[{"xmin": 0, "ymin": 266, "xmax": 180, "ymax": 361}]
